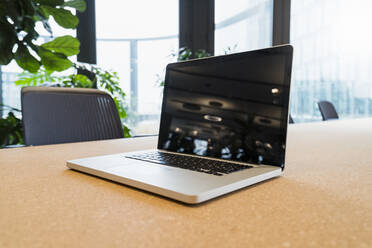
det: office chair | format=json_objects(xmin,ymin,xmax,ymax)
[
  {"xmin": 21, "ymin": 87, "xmax": 124, "ymax": 146},
  {"xmin": 317, "ymin": 100, "xmax": 339, "ymax": 121},
  {"xmin": 289, "ymin": 114, "xmax": 294, "ymax": 124}
]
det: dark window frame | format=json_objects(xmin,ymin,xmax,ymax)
[
  {"xmin": 273, "ymin": 0, "xmax": 291, "ymax": 46},
  {"xmin": 76, "ymin": 0, "xmax": 97, "ymax": 65},
  {"xmin": 179, "ymin": 0, "xmax": 215, "ymax": 56}
]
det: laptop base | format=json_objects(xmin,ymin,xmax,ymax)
[{"xmin": 67, "ymin": 150, "xmax": 281, "ymax": 204}]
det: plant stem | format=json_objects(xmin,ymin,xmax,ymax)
[{"xmin": 0, "ymin": 103, "xmax": 21, "ymax": 112}]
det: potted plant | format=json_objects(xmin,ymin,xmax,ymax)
[
  {"xmin": 157, "ymin": 47, "xmax": 212, "ymax": 87},
  {"xmin": 0, "ymin": 0, "xmax": 130, "ymax": 147},
  {"xmin": 0, "ymin": 104, "xmax": 23, "ymax": 147}
]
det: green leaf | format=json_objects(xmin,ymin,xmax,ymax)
[
  {"xmin": 113, "ymin": 97, "xmax": 127, "ymax": 119},
  {"xmin": 0, "ymin": 2, "xmax": 7, "ymax": 16},
  {"xmin": 0, "ymin": 21, "xmax": 17, "ymax": 65},
  {"xmin": 4, "ymin": 1, "xmax": 21, "ymax": 26},
  {"xmin": 37, "ymin": 6, "xmax": 50, "ymax": 19},
  {"xmin": 34, "ymin": 8, "xmax": 52, "ymax": 33},
  {"xmin": 23, "ymin": 17, "xmax": 40, "ymax": 41},
  {"xmin": 0, "ymin": 112, "xmax": 24, "ymax": 147},
  {"xmin": 34, "ymin": 0, "xmax": 64, "ymax": 7},
  {"xmin": 15, "ymin": 44, "xmax": 41, "ymax": 73},
  {"xmin": 69, "ymin": 74, "xmax": 93, "ymax": 88},
  {"xmin": 178, "ymin": 47, "xmax": 193, "ymax": 61},
  {"xmin": 63, "ymin": 0, "xmax": 86, "ymax": 12},
  {"xmin": 35, "ymin": 9, "xmax": 53, "ymax": 35},
  {"xmin": 41, "ymin": 35, "xmax": 80, "ymax": 56},
  {"xmin": 38, "ymin": 47, "xmax": 72, "ymax": 72},
  {"xmin": 40, "ymin": 6, "xmax": 79, "ymax": 29},
  {"xmin": 123, "ymin": 125, "xmax": 131, "ymax": 138},
  {"xmin": 15, "ymin": 72, "xmax": 38, "ymax": 86},
  {"xmin": 21, "ymin": 0, "xmax": 37, "ymax": 17},
  {"xmin": 15, "ymin": 68, "xmax": 60, "ymax": 86}
]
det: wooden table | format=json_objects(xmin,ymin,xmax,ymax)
[{"xmin": 1, "ymin": 119, "xmax": 372, "ymax": 247}]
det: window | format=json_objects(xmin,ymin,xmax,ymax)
[
  {"xmin": 290, "ymin": 0, "xmax": 372, "ymax": 122},
  {"xmin": 96, "ymin": 0, "xmax": 178, "ymax": 136},
  {"xmin": 215, "ymin": 0, "xmax": 273, "ymax": 55},
  {"xmin": 3, "ymin": 0, "xmax": 370, "ymax": 128}
]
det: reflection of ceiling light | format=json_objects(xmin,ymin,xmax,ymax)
[
  {"xmin": 271, "ymin": 88, "xmax": 280, "ymax": 94},
  {"xmin": 209, "ymin": 101, "xmax": 223, "ymax": 107},
  {"xmin": 175, "ymin": 127, "xmax": 181, "ymax": 132},
  {"xmin": 259, "ymin": 118, "xmax": 272, "ymax": 124},
  {"xmin": 264, "ymin": 143, "xmax": 272, "ymax": 149},
  {"xmin": 204, "ymin": 115, "xmax": 222, "ymax": 122},
  {"xmin": 255, "ymin": 140, "xmax": 263, "ymax": 147},
  {"xmin": 183, "ymin": 103, "xmax": 201, "ymax": 111}
]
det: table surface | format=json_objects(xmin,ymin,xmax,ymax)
[{"xmin": 1, "ymin": 119, "xmax": 372, "ymax": 248}]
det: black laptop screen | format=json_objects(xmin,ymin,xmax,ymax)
[{"xmin": 158, "ymin": 45, "xmax": 293, "ymax": 168}]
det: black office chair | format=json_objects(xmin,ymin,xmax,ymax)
[
  {"xmin": 317, "ymin": 100, "xmax": 339, "ymax": 121},
  {"xmin": 21, "ymin": 87, "xmax": 124, "ymax": 146},
  {"xmin": 289, "ymin": 114, "xmax": 294, "ymax": 124}
]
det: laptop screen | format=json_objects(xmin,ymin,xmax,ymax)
[{"xmin": 158, "ymin": 45, "xmax": 293, "ymax": 168}]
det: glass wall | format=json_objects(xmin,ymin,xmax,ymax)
[
  {"xmin": 3, "ymin": 0, "xmax": 370, "ymax": 131},
  {"xmin": 290, "ymin": 0, "xmax": 372, "ymax": 122},
  {"xmin": 96, "ymin": 0, "xmax": 178, "ymax": 136},
  {"xmin": 215, "ymin": 0, "xmax": 273, "ymax": 55}
]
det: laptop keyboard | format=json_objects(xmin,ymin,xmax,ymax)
[{"xmin": 125, "ymin": 151, "xmax": 253, "ymax": 176}]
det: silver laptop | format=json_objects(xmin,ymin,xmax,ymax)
[{"xmin": 67, "ymin": 45, "xmax": 293, "ymax": 204}]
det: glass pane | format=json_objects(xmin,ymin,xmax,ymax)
[
  {"xmin": 215, "ymin": 0, "xmax": 273, "ymax": 55},
  {"xmin": 96, "ymin": 0, "xmax": 179, "ymax": 136},
  {"xmin": 1, "ymin": 61, "xmax": 22, "ymax": 117},
  {"xmin": 136, "ymin": 38, "xmax": 178, "ymax": 135},
  {"xmin": 96, "ymin": 41, "xmax": 131, "ymax": 97},
  {"xmin": 290, "ymin": 0, "xmax": 372, "ymax": 122},
  {"xmin": 96, "ymin": 1, "xmax": 178, "ymax": 39}
]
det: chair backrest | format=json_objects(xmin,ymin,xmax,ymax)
[
  {"xmin": 317, "ymin": 100, "xmax": 339, "ymax": 121},
  {"xmin": 289, "ymin": 114, "xmax": 294, "ymax": 124},
  {"xmin": 21, "ymin": 87, "xmax": 124, "ymax": 146}
]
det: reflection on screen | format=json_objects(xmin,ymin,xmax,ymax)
[{"xmin": 158, "ymin": 46, "xmax": 292, "ymax": 167}]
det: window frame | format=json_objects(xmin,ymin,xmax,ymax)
[{"xmin": 76, "ymin": 0, "xmax": 291, "ymax": 61}]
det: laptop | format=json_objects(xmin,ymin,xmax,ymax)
[{"xmin": 67, "ymin": 45, "xmax": 293, "ymax": 204}]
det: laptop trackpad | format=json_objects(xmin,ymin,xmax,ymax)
[
  {"xmin": 105, "ymin": 159, "xmax": 168, "ymax": 177},
  {"xmin": 102, "ymin": 158, "xmax": 216, "ymax": 194}
]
